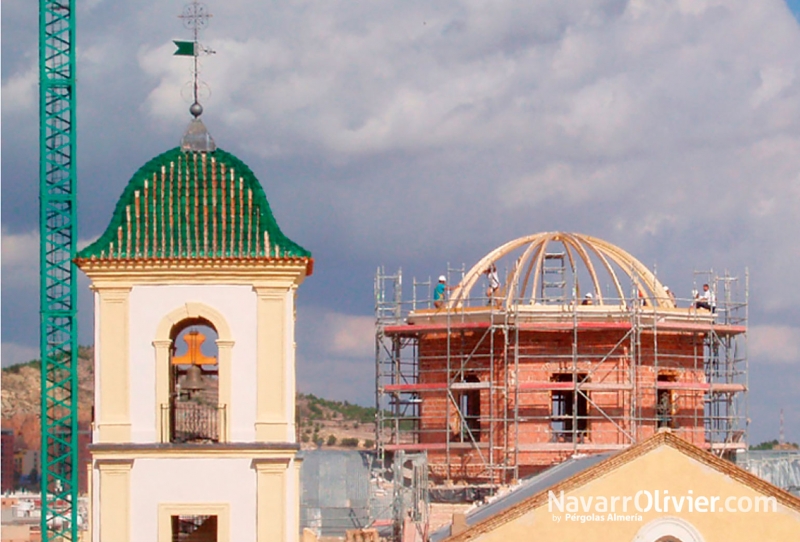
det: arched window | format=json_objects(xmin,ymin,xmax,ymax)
[
  {"xmin": 633, "ymin": 517, "xmax": 704, "ymax": 542},
  {"xmin": 164, "ymin": 319, "xmax": 221, "ymax": 443}
]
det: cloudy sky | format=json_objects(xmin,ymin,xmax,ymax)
[{"xmin": 3, "ymin": 0, "xmax": 800, "ymax": 444}]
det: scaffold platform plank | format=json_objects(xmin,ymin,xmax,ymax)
[
  {"xmin": 451, "ymin": 381, "xmax": 492, "ymax": 390},
  {"xmin": 655, "ymin": 381, "xmax": 712, "ymax": 391},
  {"xmin": 654, "ymin": 382, "xmax": 745, "ymax": 392},
  {"xmin": 383, "ymin": 383, "xmax": 448, "ymax": 392},
  {"xmin": 708, "ymin": 383, "xmax": 747, "ymax": 392},
  {"xmin": 383, "ymin": 320, "xmax": 746, "ymax": 336},
  {"xmin": 383, "ymin": 321, "xmax": 491, "ymax": 335},
  {"xmin": 517, "ymin": 382, "xmax": 633, "ymax": 391},
  {"xmin": 516, "ymin": 443, "xmax": 630, "ymax": 452},
  {"xmin": 384, "ymin": 442, "xmax": 490, "ymax": 451}
]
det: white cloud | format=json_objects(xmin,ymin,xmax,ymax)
[
  {"xmin": 297, "ymin": 307, "xmax": 375, "ymax": 404},
  {"xmin": 296, "ymin": 308, "xmax": 375, "ymax": 403},
  {"xmin": 503, "ymin": 162, "xmax": 623, "ymax": 208},
  {"xmin": 139, "ymin": 42, "xmax": 195, "ymax": 126},
  {"xmin": 1, "ymin": 230, "xmax": 99, "ymax": 292},
  {"xmin": 300, "ymin": 308, "xmax": 374, "ymax": 359},
  {"xmin": 749, "ymin": 324, "xmax": 800, "ymax": 364},
  {"xmin": 297, "ymin": 353, "xmax": 374, "ymax": 405},
  {"xmin": 1, "ymin": 230, "xmax": 38, "ymax": 267},
  {"xmin": 752, "ymin": 65, "xmax": 796, "ymax": 108},
  {"xmin": 1, "ymin": 65, "xmax": 37, "ymax": 114},
  {"xmin": 1, "ymin": 230, "xmax": 39, "ymax": 290},
  {"xmin": 325, "ymin": 313, "xmax": 374, "ymax": 358}
]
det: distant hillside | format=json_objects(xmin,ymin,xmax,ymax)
[
  {"xmin": 1, "ymin": 350, "xmax": 377, "ymax": 451},
  {"xmin": 1, "ymin": 347, "xmax": 94, "ymax": 451},
  {"xmin": 296, "ymin": 393, "xmax": 377, "ymax": 449}
]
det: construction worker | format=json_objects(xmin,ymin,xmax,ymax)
[
  {"xmin": 664, "ymin": 286, "xmax": 677, "ymax": 306},
  {"xmin": 434, "ymin": 275, "xmax": 448, "ymax": 308},
  {"xmin": 695, "ymin": 283, "xmax": 715, "ymax": 312},
  {"xmin": 485, "ymin": 264, "xmax": 500, "ymax": 306}
]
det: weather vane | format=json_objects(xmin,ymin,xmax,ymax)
[{"xmin": 174, "ymin": 1, "xmax": 216, "ymax": 118}]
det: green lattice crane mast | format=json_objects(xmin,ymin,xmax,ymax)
[{"xmin": 39, "ymin": 0, "xmax": 79, "ymax": 540}]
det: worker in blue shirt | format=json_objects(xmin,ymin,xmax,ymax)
[{"xmin": 434, "ymin": 275, "xmax": 448, "ymax": 308}]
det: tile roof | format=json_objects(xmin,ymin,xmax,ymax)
[
  {"xmin": 430, "ymin": 452, "xmax": 614, "ymax": 542},
  {"xmin": 76, "ymin": 147, "xmax": 310, "ymax": 262}
]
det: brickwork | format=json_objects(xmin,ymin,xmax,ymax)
[{"xmin": 411, "ymin": 326, "xmax": 710, "ymax": 484}]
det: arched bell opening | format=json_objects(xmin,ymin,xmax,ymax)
[{"xmin": 166, "ymin": 318, "xmax": 221, "ymax": 443}]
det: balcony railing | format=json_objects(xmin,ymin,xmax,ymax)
[{"xmin": 161, "ymin": 402, "xmax": 226, "ymax": 443}]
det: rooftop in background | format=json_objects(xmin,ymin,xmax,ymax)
[
  {"xmin": 430, "ymin": 452, "xmax": 614, "ymax": 541},
  {"xmin": 431, "ymin": 431, "xmax": 800, "ymax": 542},
  {"xmin": 738, "ymin": 449, "xmax": 800, "ymax": 497}
]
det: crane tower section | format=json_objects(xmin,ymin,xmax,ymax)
[{"xmin": 39, "ymin": 0, "xmax": 79, "ymax": 540}]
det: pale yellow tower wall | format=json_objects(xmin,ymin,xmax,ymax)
[
  {"xmin": 87, "ymin": 265, "xmax": 307, "ymax": 445},
  {"xmin": 84, "ymin": 263, "xmax": 308, "ymax": 542}
]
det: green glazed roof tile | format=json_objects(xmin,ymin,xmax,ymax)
[{"xmin": 77, "ymin": 147, "xmax": 310, "ymax": 261}]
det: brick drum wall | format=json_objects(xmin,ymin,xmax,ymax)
[{"xmin": 413, "ymin": 327, "xmax": 708, "ymax": 484}]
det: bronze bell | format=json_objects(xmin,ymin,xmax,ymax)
[{"xmin": 182, "ymin": 364, "xmax": 205, "ymax": 394}]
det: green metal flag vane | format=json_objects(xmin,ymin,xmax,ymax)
[
  {"xmin": 173, "ymin": 40, "xmax": 196, "ymax": 56},
  {"xmin": 176, "ymin": 1, "xmax": 215, "ymax": 118}
]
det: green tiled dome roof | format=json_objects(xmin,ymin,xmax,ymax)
[{"xmin": 77, "ymin": 147, "xmax": 310, "ymax": 261}]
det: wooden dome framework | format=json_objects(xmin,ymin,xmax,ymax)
[{"xmin": 449, "ymin": 232, "xmax": 673, "ymax": 310}]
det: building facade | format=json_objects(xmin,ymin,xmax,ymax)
[
  {"xmin": 432, "ymin": 431, "xmax": 800, "ymax": 542},
  {"xmin": 76, "ymin": 129, "xmax": 312, "ymax": 542},
  {"xmin": 1, "ymin": 430, "xmax": 15, "ymax": 493},
  {"xmin": 377, "ymin": 233, "xmax": 747, "ymax": 486}
]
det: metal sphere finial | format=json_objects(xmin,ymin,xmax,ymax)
[{"xmin": 190, "ymin": 102, "xmax": 203, "ymax": 118}]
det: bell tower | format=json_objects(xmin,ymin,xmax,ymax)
[{"xmin": 76, "ymin": 144, "xmax": 312, "ymax": 542}]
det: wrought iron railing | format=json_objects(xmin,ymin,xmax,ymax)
[{"xmin": 161, "ymin": 402, "xmax": 226, "ymax": 443}]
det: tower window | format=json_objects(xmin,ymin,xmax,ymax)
[
  {"xmin": 657, "ymin": 374, "xmax": 678, "ymax": 429},
  {"xmin": 171, "ymin": 515, "xmax": 217, "ymax": 542},
  {"xmin": 459, "ymin": 374, "xmax": 481, "ymax": 442},
  {"xmin": 551, "ymin": 373, "xmax": 588, "ymax": 442},
  {"xmin": 448, "ymin": 374, "xmax": 483, "ymax": 443}
]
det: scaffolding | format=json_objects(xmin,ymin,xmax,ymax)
[{"xmin": 375, "ymin": 261, "xmax": 748, "ymax": 493}]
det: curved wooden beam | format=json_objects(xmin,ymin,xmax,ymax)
[{"xmin": 446, "ymin": 231, "xmax": 675, "ymax": 310}]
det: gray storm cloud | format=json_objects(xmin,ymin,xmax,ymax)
[{"xmin": 3, "ymin": 0, "xmax": 800, "ymax": 441}]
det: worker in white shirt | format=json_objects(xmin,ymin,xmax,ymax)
[
  {"xmin": 485, "ymin": 264, "xmax": 500, "ymax": 307},
  {"xmin": 664, "ymin": 286, "xmax": 677, "ymax": 306},
  {"xmin": 694, "ymin": 283, "xmax": 715, "ymax": 312}
]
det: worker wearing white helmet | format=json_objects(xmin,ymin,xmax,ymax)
[{"xmin": 434, "ymin": 275, "xmax": 451, "ymax": 309}]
